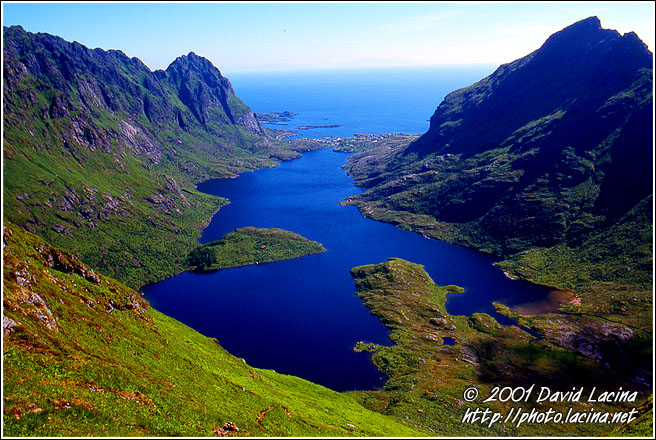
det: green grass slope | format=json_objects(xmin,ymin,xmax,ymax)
[
  {"xmin": 2, "ymin": 222, "xmax": 425, "ymax": 437},
  {"xmin": 496, "ymin": 195, "xmax": 653, "ymax": 332},
  {"xmin": 607, "ymin": 397, "xmax": 653, "ymax": 437}
]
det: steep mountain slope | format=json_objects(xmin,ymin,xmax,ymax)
[
  {"xmin": 343, "ymin": 17, "xmax": 653, "ymax": 332},
  {"xmin": 3, "ymin": 25, "xmax": 313, "ymax": 288},
  {"xmin": 2, "ymin": 222, "xmax": 425, "ymax": 437},
  {"xmin": 346, "ymin": 17, "xmax": 652, "ymax": 255}
]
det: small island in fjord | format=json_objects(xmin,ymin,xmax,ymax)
[{"xmin": 187, "ymin": 227, "xmax": 326, "ymax": 271}]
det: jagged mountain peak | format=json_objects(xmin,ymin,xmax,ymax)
[
  {"xmin": 167, "ymin": 51, "xmax": 224, "ymax": 74},
  {"xmin": 166, "ymin": 52, "xmax": 234, "ymax": 93},
  {"xmin": 164, "ymin": 51, "xmax": 263, "ymax": 133},
  {"xmin": 532, "ymin": 16, "xmax": 615, "ymax": 57},
  {"xmin": 533, "ymin": 15, "xmax": 652, "ymax": 64},
  {"xmin": 544, "ymin": 15, "xmax": 605, "ymax": 39}
]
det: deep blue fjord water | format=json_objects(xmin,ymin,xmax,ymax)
[{"xmin": 142, "ymin": 66, "xmax": 552, "ymax": 392}]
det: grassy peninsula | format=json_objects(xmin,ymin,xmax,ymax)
[
  {"xmin": 348, "ymin": 258, "xmax": 652, "ymax": 436},
  {"xmin": 187, "ymin": 227, "xmax": 326, "ymax": 271}
]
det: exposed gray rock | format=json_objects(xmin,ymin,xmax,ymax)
[
  {"xmin": 3, "ymin": 314, "xmax": 21, "ymax": 335},
  {"xmin": 18, "ymin": 291, "xmax": 58, "ymax": 331}
]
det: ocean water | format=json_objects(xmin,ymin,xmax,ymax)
[
  {"xmin": 143, "ymin": 148, "xmax": 552, "ymax": 391},
  {"xmin": 227, "ymin": 65, "xmax": 496, "ymax": 138},
  {"xmin": 143, "ymin": 65, "xmax": 554, "ymax": 392}
]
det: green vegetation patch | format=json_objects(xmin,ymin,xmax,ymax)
[
  {"xmin": 187, "ymin": 227, "xmax": 326, "ymax": 271},
  {"xmin": 348, "ymin": 258, "xmax": 652, "ymax": 437}
]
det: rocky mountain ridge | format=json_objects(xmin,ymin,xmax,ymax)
[{"xmin": 407, "ymin": 17, "xmax": 651, "ymax": 158}]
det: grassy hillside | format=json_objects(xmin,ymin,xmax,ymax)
[
  {"xmin": 496, "ymin": 195, "xmax": 653, "ymax": 332},
  {"xmin": 2, "ymin": 222, "xmax": 425, "ymax": 437}
]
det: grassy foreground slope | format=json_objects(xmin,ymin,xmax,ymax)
[
  {"xmin": 607, "ymin": 397, "xmax": 653, "ymax": 437},
  {"xmin": 2, "ymin": 222, "xmax": 425, "ymax": 437}
]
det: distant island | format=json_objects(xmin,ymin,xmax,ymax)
[
  {"xmin": 297, "ymin": 124, "xmax": 341, "ymax": 130},
  {"xmin": 255, "ymin": 111, "xmax": 296, "ymax": 125},
  {"xmin": 254, "ymin": 112, "xmax": 341, "ymax": 130}
]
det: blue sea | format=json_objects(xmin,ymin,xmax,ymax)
[
  {"xmin": 227, "ymin": 65, "xmax": 496, "ymax": 138},
  {"xmin": 143, "ymin": 65, "xmax": 555, "ymax": 392}
]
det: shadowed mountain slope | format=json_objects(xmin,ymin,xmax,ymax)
[{"xmin": 345, "ymin": 17, "xmax": 652, "ymax": 256}]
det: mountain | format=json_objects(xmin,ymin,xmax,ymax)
[
  {"xmin": 343, "ymin": 17, "xmax": 652, "ymax": 329},
  {"xmin": 404, "ymin": 17, "xmax": 652, "ymax": 232},
  {"xmin": 408, "ymin": 17, "xmax": 651, "ymax": 157},
  {"xmin": 347, "ymin": 16, "xmax": 652, "ymax": 253},
  {"xmin": 2, "ymin": 25, "xmax": 315, "ymax": 287},
  {"xmin": 165, "ymin": 51, "xmax": 264, "ymax": 134}
]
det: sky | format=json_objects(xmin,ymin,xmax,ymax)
[{"xmin": 2, "ymin": 2, "xmax": 654, "ymax": 74}]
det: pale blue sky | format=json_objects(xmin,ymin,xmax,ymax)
[{"xmin": 2, "ymin": 2, "xmax": 654, "ymax": 74}]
